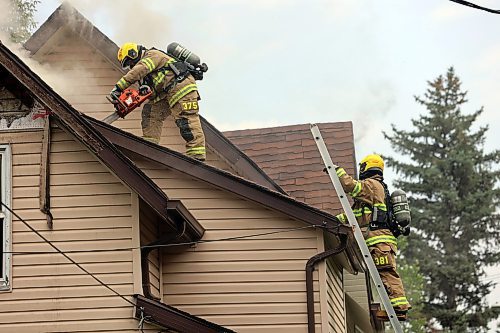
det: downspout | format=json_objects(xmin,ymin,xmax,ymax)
[
  {"xmin": 39, "ymin": 116, "xmax": 53, "ymax": 228},
  {"xmin": 141, "ymin": 220, "xmax": 186, "ymax": 300},
  {"xmin": 306, "ymin": 234, "xmax": 348, "ymax": 333}
]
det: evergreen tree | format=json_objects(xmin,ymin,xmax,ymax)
[
  {"xmin": 384, "ymin": 68, "xmax": 500, "ymax": 332},
  {"xmin": 1, "ymin": 0, "xmax": 40, "ymax": 43}
]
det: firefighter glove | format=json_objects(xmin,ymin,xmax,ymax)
[{"xmin": 109, "ymin": 85, "xmax": 122, "ymax": 101}]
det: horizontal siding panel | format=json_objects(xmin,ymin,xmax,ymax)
[
  {"xmin": 164, "ymin": 260, "xmax": 307, "ymax": 273},
  {"xmin": 11, "ymin": 205, "xmax": 131, "ymax": 220},
  {"xmin": 195, "ymin": 313, "xmax": 316, "ymax": 326},
  {"xmin": 12, "ymin": 216, "xmax": 133, "ymax": 232},
  {"xmin": 50, "ymin": 151, "xmax": 97, "ymax": 164},
  {"xmin": 71, "ymin": 103, "xmax": 116, "ymax": 112},
  {"xmin": 164, "ymin": 188, "xmax": 230, "ymax": 199},
  {"xmin": 50, "ymin": 140, "xmax": 87, "ymax": 152},
  {"xmin": 0, "ymin": 307, "xmax": 135, "ymax": 324},
  {"xmin": 181, "ymin": 238, "xmax": 317, "ymax": 252},
  {"xmin": 167, "ymin": 291, "xmax": 315, "ymax": 305},
  {"xmin": 50, "ymin": 183, "xmax": 129, "ymax": 196},
  {"xmin": 0, "ymin": 318, "xmax": 142, "ymax": 333},
  {"xmin": 181, "ymin": 198, "xmax": 257, "ymax": 209},
  {"xmin": 13, "ymin": 273, "xmax": 133, "ymax": 288},
  {"xmin": 197, "ymin": 218, "xmax": 305, "ymax": 230},
  {"xmin": 12, "ymin": 164, "xmax": 39, "ymax": 177},
  {"xmin": 13, "ymin": 238, "xmax": 132, "ymax": 252},
  {"xmin": 164, "ymin": 272, "xmax": 318, "ymax": 286},
  {"xmin": 13, "ymin": 261, "xmax": 132, "ymax": 277},
  {"xmin": 0, "ymin": 296, "xmax": 131, "ymax": 313},
  {"xmin": 199, "ymin": 228, "xmax": 314, "ymax": 240},
  {"xmin": 150, "ymin": 178, "xmax": 215, "ymax": 189},
  {"xmin": 177, "ymin": 303, "xmax": 318, "ymax": 316},
  {"xmin": 51, "ymin": 194, "xmax": 131, "ymax": 207},
  {"xmin": 12, "ymin": 194, "xmax": 130, "ymax": 210},
  {"xmin": 192, "ymin": 208, "xmax": 284, "ymax": 220},
  {"xmin": 0, "ymin": 285, "xmax": 133, "ymax": 301},
  {"xmin": 51, "ymin": 172, "xmax": 120, "ymax": 186},
  {"xmin": 13, "ymin": 227, "xmax": 132, "ymax": 243},
  {"xmin": 13, "ymin": 251, "xmax": 132, "ymax": 266},
  {"xmin": 165, "ymin": 281, "xmax": 318, "ymax": 294},
  {"xmin": 227, "ymin": 324, "xmax": 317, "ymax": 333},
  {"xmin": 166, "ymin": 249, "xmax": 316, "ymax": 262},
  {"xmin": 11, "ymin": 144, "xmax": 43, "ymax": 155},
  {"xmin": 12, "ymin": 186, "xmax": 39, "ymax": 198},
  {"xmin": 12, "ymin": 153, "xmax": 41, "ymax": 165},
  {"xmin": 13, "ymin": 175, "xmax": 39, "ymax": 187},
  {"xmin": 50, "ymin": 161, "xmax": 108, "ymax": 174}
]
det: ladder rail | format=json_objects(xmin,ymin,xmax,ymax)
[{"xmin": 310, "ymin": 124, "xmax": 403, "ymax": 332}]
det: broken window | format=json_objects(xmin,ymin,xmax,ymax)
[{"xmin": 0, "ymin": 145, "xmax": 11, "ymax": 291}]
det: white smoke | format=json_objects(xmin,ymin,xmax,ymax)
[{"xmin": 62, "ymin": 0, "xmax": 171, "ymax": 48}]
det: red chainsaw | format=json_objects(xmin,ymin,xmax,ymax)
[{"xmin": 103, "ymin": 86, "xmax": 152, "ymax": 124}]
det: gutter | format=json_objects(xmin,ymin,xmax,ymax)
[{"xmin": 306, "ymin": 234, "xmax": 348, "ymax": 333}]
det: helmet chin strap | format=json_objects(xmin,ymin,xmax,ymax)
[{"xmin": 359, "ymin": 169, "xmax": 383, "ymax": 180}]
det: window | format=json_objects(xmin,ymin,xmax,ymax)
[{"xmin": 0, "ymin": 145, "xmax": 11, "ymax": 291}]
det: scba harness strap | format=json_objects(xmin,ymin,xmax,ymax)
[
  {"xmin": 367, "ymin": 180, "xmax": 396, "ymax": 232},
  {"xmin": 141, "ymin": 48, "xmax": 207, "ymax": 104},
  {"xmin": 368, "ymin": 179, "xmax": 410, "ymax": 237}
]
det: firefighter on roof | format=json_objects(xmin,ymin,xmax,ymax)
[
  {"xmin": 335, "ymin": 154, "xmax": 411, "ymax": 316},
  {"xmin": 110, "ymin": 42, "xmax": 206, "ymax": 161}
]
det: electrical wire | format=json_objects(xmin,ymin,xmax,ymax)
[
  {"xmin": 4, "ymin": 224, "xmax": 318, "ymax": 255},
  {"xmin": 1, "ymin": 201, "xmax": 136, "ymax": 307},
  {"xmin": 0, "ymin": 201, "xmax": 322, "ymax": 309},
  {"xmin": 449, "ymin": 0, "xmax": 500, "ymax": 14}
]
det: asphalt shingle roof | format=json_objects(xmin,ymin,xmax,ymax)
[{"xmin": 224, "ymin": 122, "xmax": 357, "ymax": 214}]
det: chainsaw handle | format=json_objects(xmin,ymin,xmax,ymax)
[{"xmin": 106, "ymin": 95, "xmax": 127, "ymax": 110}]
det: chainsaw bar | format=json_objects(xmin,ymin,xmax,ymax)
[{"xmin": 102, "ymin": 112, "xmax": 120, "ymax": 124}]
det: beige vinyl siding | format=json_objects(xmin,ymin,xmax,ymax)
[
  {"xmin": 129, "ymin": 156, "xmax": 330, "ymax": 333},
  {"xmin": 325, "ymin": 258, "xmax": 346, "ymax": 333},
  {"xmin": 344, "ymin": 272, "xmax": 369, "ymax": 311},
  {"xmin": 0, "ymin": 128, "xmax": 144, "ymax": 332},
  {"xmin": 33, "ymin": 27, "xmax": 234, "ymax": 172},
  {"xmin": 139, "ymin": 202, "xmax": 161, "ymax": 300}
]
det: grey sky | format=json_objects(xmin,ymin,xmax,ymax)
[{"xmin": 34, "ymin": 0, "xmax": 500, "ymax": 330}]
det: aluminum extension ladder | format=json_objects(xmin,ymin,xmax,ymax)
[{"xmin": 310, "ymin": 124, "xmax": 403, "ymax": 333}]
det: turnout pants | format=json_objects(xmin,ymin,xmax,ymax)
[
  {"xmin": 141, "ymin": 91, "xmax": 206, "ymax": 160},
  {"xmin": 367, "ymin": 230, "xmax": 411, "ymax": 312}
]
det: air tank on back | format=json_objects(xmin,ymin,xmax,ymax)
[
  {"xmin": 166, "ymin": 42, "xmax": 201, "ymax": 66},
  {"xmin": 390, "ymin": 189, "xmax": 411, "ymax": 228}
]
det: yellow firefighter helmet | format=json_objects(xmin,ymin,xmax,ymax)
[
  {"xmin": 117, "ymin": 42, "xmax": 142, "ymax": 69},
  {"xmin": 359, "ymin": 154, "xmax": 384, "ymax": 179}
]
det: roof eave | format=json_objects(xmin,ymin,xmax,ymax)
[{"xmin": 135, "ymin": 294, "xmax": 235, "ymax": 333}]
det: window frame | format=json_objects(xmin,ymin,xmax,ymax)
[{"xmin": 0, "ymin": 144, "xmax": 12, "ymax": 291}]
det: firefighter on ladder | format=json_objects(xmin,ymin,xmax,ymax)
[
  {"xmin": 334, "ymin": 154, "xmax": 411, "ymax": 318},
  {"xmin": 109, "ymin": 42, "xmax": 206, "ymax": 161}
]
